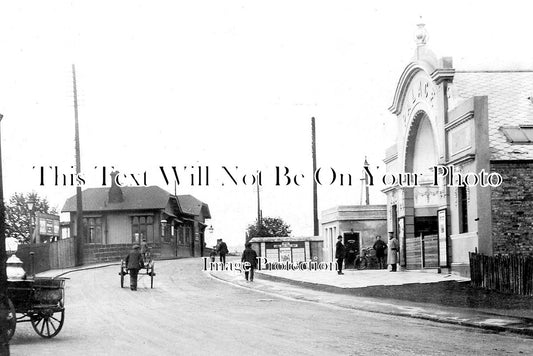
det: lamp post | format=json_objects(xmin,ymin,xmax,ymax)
[{"xmin": 27, "ymin": 200, "xmax": 34, "ymax": 244}]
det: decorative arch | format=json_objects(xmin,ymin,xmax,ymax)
[{"xmin": 404, "ymin": 110, "xmax": 438, "ymax": 174}]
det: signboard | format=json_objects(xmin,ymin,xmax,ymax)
[
  {"xmin": 398, "ymin": 217, "xmax": 405, "ymax": 267},
  {"xmin": 36, "ymin": 213, "xmax": 60, "ymax": 236},
  {"xmin": 438, "ymin": 209, "xmax": 448, "ymax": 267},
  {"xmin": 279, "ymin": 247, "xmax": 292, "ymax": 262}
]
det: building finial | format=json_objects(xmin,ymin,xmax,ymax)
[{"xmin": 414, "ymin": 16, "xmax": 428, "ymax": 46}]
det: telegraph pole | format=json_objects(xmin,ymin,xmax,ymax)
[
  {"xmin": 72, "ymin": 65, "xmax": 84, "ymax": 266},
  {"xmin": 256, "ymin": 175, "xmax": 261, "ymax": 230},
  {"xmin": 0, "ymin": 113, "xmax": 10, "ymax": 354},
  {"xmin": 311, "ymin": 117, "xmax": 319, "ymax": 236}
]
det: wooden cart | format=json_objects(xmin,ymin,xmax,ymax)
[
  {"xmin": 119, "ymin": 257, "xmax": 156, "ymax": 289},
  {"xmin": 6, "ymin": 277, "xmax": 66, "ymax": 340}
]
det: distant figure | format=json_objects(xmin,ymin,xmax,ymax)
[
  {"xmin": 217, "ymin": 239, "xmax": 229, "ymax": 264},
  {"xmin": 335, "ymin": 235, "xmax": 346, "ymax": 275},
  {"xmin": 140, "ymin": 238, "xmax": 149, "ymax": 260},
  {"xmin": 241, "ymin": 242, "xmax": 258, "ymax": 281},
  {"xmin": 387, "ymin": 232, "xmax": 399, "ymax": 272},
  {"xmin": 209, "ymin": 249, "xmax": 217, "ymax": 263},
  {"xmin": 125, "ymin": 245, "xmax": 145, "ymax": 291},
  {"xmin": 372, "ymin": 235, "xmax": 387, "ymax": 269}
]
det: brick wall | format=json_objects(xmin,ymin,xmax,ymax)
[
  {"xmin": 82, "ymin": 243, "xmax": 164, "ymax": 264},
  {"xmin": 491, "ymin": 161, "xmax": 533, "ymax": 255}
]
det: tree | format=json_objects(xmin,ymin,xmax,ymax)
[
  {"xmin": 5, "ymin": 192, "xmax": 57, "ymax": 244},
  {"xmin": 246, "ymin": 217, "xmax": 292, "ymax": 243}
]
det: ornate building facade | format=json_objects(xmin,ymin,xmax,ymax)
[{"xmin": 383, "ymin": 23, "xmax": 533, "ymax": 276}]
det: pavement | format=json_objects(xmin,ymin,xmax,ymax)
[
  {"xmin": 35, "ymin": 259, "xmax": 533, "ymax": 337},
  {"xmin": 205, "ymin": 261, "xmax": 533, "ymax": 337}
]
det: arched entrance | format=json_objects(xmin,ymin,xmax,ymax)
[{"xmin": 404, "ymin": 111, "xmax": 440, "ymax": 268}]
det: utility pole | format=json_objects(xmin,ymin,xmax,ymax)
[
  {"xmin": 72, "ymin": 64, "xmax": 84, "ymax": 266},
  {"xmin": 256, "ymin": 174, "xmax": 261, "ymax": 231},
  {"xmin": 364, "ymin": 157, "xmax": 370, "ymax": 205},
  {"xmin": 360, "ymin": 157, "xmax": 370, "ymax": 205},
  {"xmin": 311, "ymin": 117, "xmax": 319, "ymax": 236},
  {"xmin": 0, "ymin": 113, "xmax": 11, "ymax": 354}
]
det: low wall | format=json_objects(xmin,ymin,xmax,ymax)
[{"xmin": 83, "ymin": 243, "xmax": 163, "ymax": 264}]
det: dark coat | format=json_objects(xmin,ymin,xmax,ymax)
[
  {"xmin": 373, "ymin": 239, "xmax": 387, "ymax": 257},
  {"xmin": 335, "ymin": 241, "xmax": 346, "ymax": 259},
  {"xmin": 217, "ymin": 242, "xmax": 229, "ymax": 255},
  {"xmin": 126, "ymin": 250, "xmax": 144, "ymax": 270},
  {"xmin": 241, "ymin": 247, "xmax": 258, "ymax": 268}
]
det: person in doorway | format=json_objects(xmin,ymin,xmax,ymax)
[
  {"xmin": 372, "ymin": 235, "xmax": 387, "ymax": 269},
  {"xmin": 241, "ymin": 242, "xmax": 258, "ymax": 282},
  {"xmin": 140, "ymin": 238, "xmax": 150, "ymax": 261},
  {"xmin": 335, "ymin": 235, "xmax": 346, "ymax": 275},
  {"xmin": 125, "ymin": 245, "xmax": 145, "ymax": 291},
  {"xmin": 387, "ymin": 232, "xmax": 399, "ymax": 272},
  {"xmin": 217, "ymin": 239, "xmax": 229, "ymax": 264}
]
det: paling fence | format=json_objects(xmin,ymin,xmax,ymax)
[{"xmin": 469, "ymin": 252, "xmax": 533, "ymax": 296}]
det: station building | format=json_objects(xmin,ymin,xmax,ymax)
[
  {"xmin": 383, "ymin": 23, "xmax": 533, "ymax": 276},
  {"xmin": 62, "ymin": 173, "xmax": 211, "ymax": 262}
]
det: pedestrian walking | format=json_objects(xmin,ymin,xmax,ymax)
[
  {"xmin": 335, "ymin": 235, "xmax": 346, "ymax": 275},
  {"xmin": 387, "ymin": 232, "xmax": 399, "ymax": 272},
  {"xmin": 125, "ymin": 245, "xmax": 145, "ymax": 291},
  {"xmin": 372, "ymin": 235, "xmax": 387, "ymax": 269},
  {"xmin": 241, "ymin": 242, "xmax": 258, "ymax": 281},
  {"xmin": 217, "ymin": 239, "xmax": 229, "ymax": 264}
]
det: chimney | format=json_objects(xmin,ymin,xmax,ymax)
[{"xmin": 108, "ymin": 171, "xmax": 124, "ymax": 203}]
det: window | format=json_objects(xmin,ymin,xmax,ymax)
[
  {"xmin": 185, "ymin": 226, "xmax": 191, "ymax": 244},
  {"xmin": 500, "ymin": 126, "xmax": 533, "ymax": 143},
  {"xmin": 83, "ymin": 217, "xmax": 102, "ymax": 243},
  {"xmin": 458, "ymin": 186, "xmax": 468, "ymax": 233},
  {"xmin": 178, "ymin": 227, "xmax": 184, "ymax": 244},
  {"xmin": 132, "ymin": 216, "xmax": 154, "ymax": 243}
]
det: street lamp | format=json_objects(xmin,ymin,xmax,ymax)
[
  {"xmin": 27, "ymin": 199, "xmax": 35, "ymax": 244},
  {"xmin": 208, "ymin": 225, "xmax": 214, "ymax": 234}
]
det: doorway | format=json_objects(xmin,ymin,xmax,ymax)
[{"xmin": 343, "ymin": 232, "xmax": 360, "ymax": 269}]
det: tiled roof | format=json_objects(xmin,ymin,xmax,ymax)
[
  {"xmin": 176, "ymin": 194, "xmax": 211, "ymax": 219},
  {"xmin": 451, "ymin": 71, "xmax": 533, "ymax": 160},
  {"xmin": 62, "ymin": 186, "xmax": 172, "ymax": 212}
]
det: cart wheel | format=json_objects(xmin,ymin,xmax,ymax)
[
  {"xmin": 6, "ymin": 298, "xmax": 16, "ymax": 341},
  {"xmin": 31, "ymin": 305, "xmax": 65, "ymax": 338}
]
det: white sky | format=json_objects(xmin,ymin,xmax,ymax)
[{"xmin": 1, "ymin": 0, "xmax": 532, "ymax": 249}]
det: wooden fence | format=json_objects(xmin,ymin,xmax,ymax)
[
  {"xmin": 469, "ymin": 252, "xmax": 533, "ymax": 296},
  {"xmin": 49, "ymin": 237, "xmax": 76, "ymax": 269}
]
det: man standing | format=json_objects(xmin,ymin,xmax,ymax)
[
  {"xmin": 372, "ymin": 235, "xmax": 387, "ymax": 269},
  {"xmin": 217, "ymin": 239, "xmax": 229, "ymax": 265},
  {"xmin": 125, "ymin": 245, "xmax": 144, "ymax": 291},
  {"xmin": 335, "ymin": 235, "xmax": 346, "ymax": 275},
  {"xmin": 241, "ymin": 242, "xmax": 258, "ymax": 282},
  {"xmin": 387, "ymin": 232, "xmax": 399, "ymax": 272}
]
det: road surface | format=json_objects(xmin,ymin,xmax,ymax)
[{"xmin": 10, "ymin": 258, "xmax": 532, "ymax": 355}]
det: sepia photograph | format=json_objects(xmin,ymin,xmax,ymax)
[{"xmin": 1, "ymin": 1, "xmax": 533, "ymax": 355}]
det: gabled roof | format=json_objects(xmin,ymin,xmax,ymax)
[
  {"xmin": 451, "ymin": 70, "xmax": 533, "ymax": 160},
  {"xmin": 62, "ymin": 186, "xmax": 173, "ymax": 212},
  {"xmin": 176, "ymin": 194, "xmax": 211, "ymax": 219}
]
